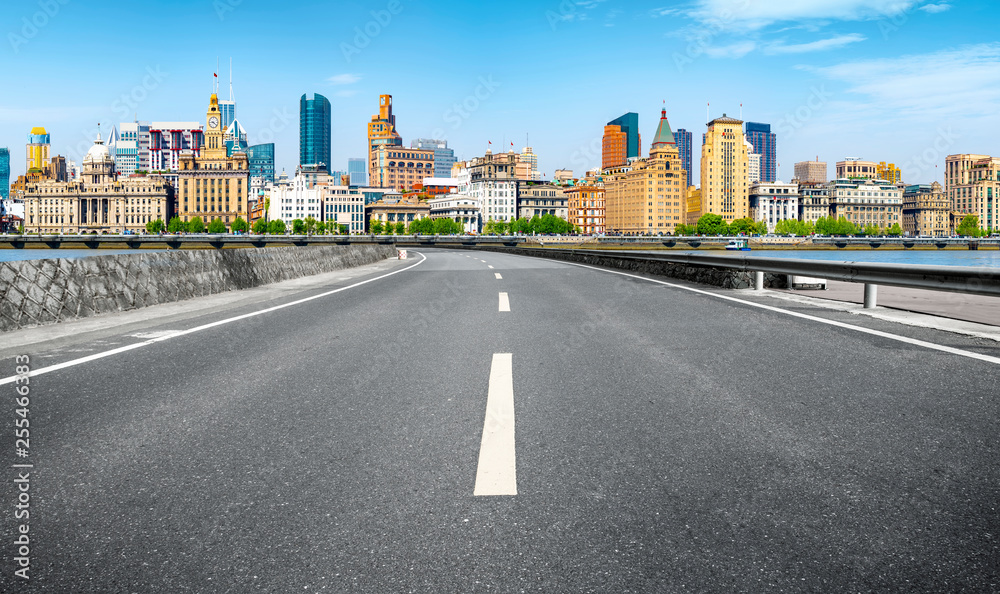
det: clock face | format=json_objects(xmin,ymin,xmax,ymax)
[{"xmin": 209, "ymin": 116, "xmax": 219, "ymax": 129}]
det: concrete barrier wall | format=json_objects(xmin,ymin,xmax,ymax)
[
  {"xmin": 0, "ymin": 245, "xmax": 396, "ymax": 332},
  {"xmin": 472, "ymin": 246, "xmax": 789, "ymax": 289}
]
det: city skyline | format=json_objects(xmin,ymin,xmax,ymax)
[{"xmin": 2, "ymin": 0, "xmax": 998, "ymax": 187}]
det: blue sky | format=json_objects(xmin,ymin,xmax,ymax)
[{"xmin": 2, "ymin": 0, "xmax": 998, "ymax": 186}]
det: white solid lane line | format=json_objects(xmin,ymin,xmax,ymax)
[
  {"xmin": 495, "ymin": 273, "xmax": 503, "ymax": 280},
  {"xmin": 499, "ymin": 292, "xmax": 511, "ymax": 312},
  {"xmin": 474, "ymin": 353, "xmax": 517, "ymax": 496},
  {"xmin": 562, "ymin": 260, "xmax": 1000, "ymax": 366},
  {"xmin": 0, "ymin": 253, "xmax": 429, "ymax": 385}
]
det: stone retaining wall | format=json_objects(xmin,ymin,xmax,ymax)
[
  {"xmin": 474, "ymin": 246, "xmax": 788, "ymax": 289},
  {"xmin": 0, "ymin": 245, "xmax": 396, "ymax": 332}
]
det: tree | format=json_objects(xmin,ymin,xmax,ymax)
[
  {"xmin": 409, "ymin": 217, "xmax": 434, "ymax": 234},
  {"xmin": 773, "ymin": 218, "xmax": 814, "ymax": 236},
  {"xmin": 483, "ymin": 219, "xmax": 508, "ymax": 235},
  {"xmin": 696, "ymin": 213, "xmax": 728, "ymax": 236},
  {"xmin": 728, "ymin": 217, "xmax": 755, "ymax": 236},
  {"xmin": 885, "ymin": 223, "xmax": 903, "ymax": 237},
  {"xmin": 674, "ymin": 223, "xmax": 694, "ymax": 236},
  {"xmin": 369, "ymin": 219, "xmax": 384, "ymax": 234},
  {"xmin": 338, "ymin": 224, "xmax": 349, "ymax": 234},
  {"xmin": 861, "ymin": 223, "xmax": 881, "ymax": 237},
  {"xmin": 231, "ymin": 216, "xmax": 249, "ymax": 233},
  {"xmin": 146, "ymin": 219, "xmax": 165, "ymax": 233},
  {"xmin": 252, "ymin": 219, "xmax": 268, "ymax": 234},
  {"xmin": 753, "ymin": 220, "xmax": 768, "ymax": 235},
  {"xmin": 316, "ymin": 221, "xmax": 327, "ymax": 235},
  {"xmin": 956, "ymin": 214, "xmax": 982, "ymax": 237},
  {"xmin": 207, "ymin": 218, "xmax": 227, "ymax": 233},
  {"xmin": 188, "ymin": 216, "xmax": 205, "ymax": 233},
  {"xmin": 167, "ymin": 217, "xmax": 187, "ymax": 233},
  {"xmin": 304, "ymin": 216, "xmax": 318, "ymax": 235},
  {"xmin": 268, "ymin": 219, "xmax": 286, "ymax": 234},
  {"xmin": 395, "ymin": 221, "xmax": 405, "ymax": 234}
]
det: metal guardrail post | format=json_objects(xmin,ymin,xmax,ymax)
[
  {"xmin": 754, "ymin": 271, "xmax": 764, "ymax": 291},
  {"xmin": 864, "ymin": 284, "xmax": 878, "ymax": 309}
]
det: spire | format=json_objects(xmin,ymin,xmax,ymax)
[{"xmin": 651, "ymin": 104, "xmax": 675, "ymax": 150}]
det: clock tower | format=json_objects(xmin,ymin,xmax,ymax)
[{"xmin": 203, "ymin": 93, "xmax": 226, "ymax": 159}]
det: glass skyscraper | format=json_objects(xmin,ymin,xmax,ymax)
[
  {"xmin": 247, "ymin": 143, "xmax": 275, "ymax": 185},
  {"xmin": 410, "ymin": 139, "xmax": 456, "ymax": 178},
  {"xmin": 300, "ymin": 93, "xmax": 331, "ymax": 172},
  {"xmin": 608, "ymin": 113, "xmax": 640, "ymax": 160},
  {"xmin": 674, "ymin": 129, "xmax": 693, "ymax": 183},
  {"xmin": 745, "ymin": 122, "xmax": 776, "ymax": 182},
  {"xmin": 0, "ymin": 147, "xmax": 10, "ymax": 200},
  {"xmin": 348, "ymin": 157, "xmax": 368, "ymax": 186}
]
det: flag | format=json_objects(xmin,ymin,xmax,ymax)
[
  {"xmin": 488, "ymin": 141, "xmax": 492, "ymax": 145},
  {"xmin": 214, "ymin": 73, "xmax": 218, "ymax": 78}
]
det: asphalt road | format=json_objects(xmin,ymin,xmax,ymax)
[{"xmin": 2, "ymin": 249, "xmax": 998, "ymax": 592}]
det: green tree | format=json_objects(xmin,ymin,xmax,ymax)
[
  {"xmin": 146, "ymin": 218, "xmax": 165, "ymax": 233},
  {"xmin": 886, "ymin": 223, "xmax": 903, "ymax": 237},
  {"xmin": 268, "ymin": 219, "xmax": 286, "ymax": 234},
  {"xmin": 728, "ymin": 217, "xmax": 755, "ymax": 236},
  {"xmin": 753, "ymin": 220, "xmax": 768, "ymax": 235},
  {"xmin": 252, "ymin": 219, "xmax": 268, "ymax": 234},
  {"xmin": 696, "ymin": 213, "xmax": 728, "ymax": 236},
  {"xmin": 369, "ymin": 219, "xmax": 384, "ymax": 234},
  {"xmin": 956, "ymin": 214, "xmax": 982, "ymax": 237},
  {"xmin": 207, "ymin": 218, "xmax": 227, "ymax": 233},
  {"xmin": 167, "ymin": 217, "xmax": 187, "ymax": 233},
  {"xmin": 395, "ymin": 221, "xmax": 405, "ymax": 234},
  {"xmin": 304, "ymin": 216, "xmax": 318, "ymax": 235},
  {"xmin": 483, "ymin": 219, "xmax": 508, "ymax": 235},
  {"xmin": 339, "ymin": 224, "xmax": 349, "ymax": 234},
  {"xmin": 290, "ymin": 218, "xmax": 304, "ymax": 234},
  {"xmin": 188, "ymin": 216, "xmax": 205, "ymax": 233},
  {"xmin": 674, "ymin": 223, "xmax": 694, "ymax": 236},
  {"xmin": 409, "ymin": 217, "xmax": 433, "ymax": 234},
  {"xmin": 231, "ymin": 216, "xmax": 249, "ymax": 233},
  {"xmin": 316, "ymin": 221, "xmax": 327, "ymax": 234},
  {"xmin": 861, "ymin": 223, "xmax": 881, "ymax": 237}
]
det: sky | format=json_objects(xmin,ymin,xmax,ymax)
[{"xmin": 2, "ymin": 0, "xmax": 998, "ymax": 187}]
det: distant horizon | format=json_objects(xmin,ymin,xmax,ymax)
[{"xmin": 3, "ymin": 0, "xmax": 997, "ymax": 188}]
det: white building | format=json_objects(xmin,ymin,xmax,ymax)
[
  {"xmin": 746, "ymin": 139, "xmax": 761, "ymax": 184},
  {"xmin": 749, "ymin": 181, "xmax": 799, "ymax": 232},
  {"xmin": 428, "ymin": 194, "xmax": 481, "ymax": 233},
  {"xmin": 267, "ymin": 173, "xmax": 323, "ymax": 225},
  {"xmin": 323, "ymin": 185, "xmax": 366, "ymax": 234},
  {"xmin": 148, "ymin": 122, "xmax": 203, "ymax": 173},
  {"xmin": 519, "ymin": 147, "xmax": 540, "ymax": 180},
  {"xmin": 469, "ymin": 180, "xmax": 516, "ymax": 223}
]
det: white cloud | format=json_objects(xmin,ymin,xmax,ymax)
[
  {"xmin": 918, "ymin": 3, "xmax": 951, "ymax": 13},
  {"xmin": 816, "ymin": 43, "xmax": 1000, "ymax": 119},
  {"xmin": 764, "ymin": 33, "xmax": 866, "ymax": 54},
  {"xmin": 690, "ymin": 0, "xmax": 918, "ymax": 30},
  {"xmin": 704, "ymin": 41, "xmax": 757, "ymax": 58},
  {"xmin": 328, "ymin": 73, "xmax": 361, "ymax": 85}
]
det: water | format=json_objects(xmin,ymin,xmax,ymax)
[
  {"xmin": 0, "ymin": 249, "xmax": 167, "ymax": 263},
  {"xmin": 745, "ymin": 249, "xmax": 1000, "ymax": 268}
]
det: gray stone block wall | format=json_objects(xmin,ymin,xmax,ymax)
[{"xmin": 0, "ymin": 245, "xmax": 396, "ymax": 332}]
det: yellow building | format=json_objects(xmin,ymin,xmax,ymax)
[
  {"xmin": 699, "ymin": 115, "xmax": 748, "ymax": 222},
  {"xmin": 23, "ymin": 132, "xmax": 173, "ymax": 234},
  {"xmin": 368, "ymin": 94, "xmax": 403, "ymax": 186},
  {"xmin": 365, "ymin": 194, "xmax": 430, "ymax": 230},
  {"xmin": 26, "ymin": 127, "xmax": 51, "ymax": 173},
  {"xmin": 176, "ymin": 93, "xmax": 249, "ymax": 227},
  {"xmin": 604, "ymin": 107, "xmax": 687, "ymax": 235},
  {"xmin": 565, "ymin": 183, "xmax": 605, "ymax": 234},
  {"xmin": 945, "ymin": 153, "xmax": 998, "ymax": 233},
  {"xmin": 902, "ymin": 182, "xmax": 950, "ymax": 236},
  {"xmin": 685, "ymin": 186, "xmax": 701, "ymax": 226},
  {"xmin": 876, "ymin": 161, "xmax": 902, "ymax": 184}
]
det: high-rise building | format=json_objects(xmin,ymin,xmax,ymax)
[
  {"xmin": 605, "ymin": 106, "xmax": 687, "ymax": 234},
  {"xmin": 877, "ymin": 161, "xmax": 902, "ymax": 184},
  {"xmin": 454, "ymin": 151, "xmax": 519, "ymax": 223},
  {"xmin": 836, "ymin": 158, "xmax": 877, "ymax": 180},
  {"xmin": 368, "ymin": 94, "xmax": 403, "ymax": 185},
  {"xmin": 699, "ymin": 114, "xmax": 749, "ymax": 223},
  {"xmin": 247, "ymin": 143, "xmax": 275, "ymax": 185},
  {"xmin": 794, "ymin": 159, "xmax": 827, "ymax": 183},
  {"xmin": 176, "ymin": 93, "xmax": 250, "ymax": 227},
  {"xmin": 225, "ymin": 118, "xmax": 248, "ymax": 156},
  {"xmin": 0, "ymin": 148, "xmax": 9, "ymax": 200},
  {"xmin": 602, "ymin": 113, "xmax": 640, "ymax": 170},
  {"xmin": 300, "ymin": 93, "xmax": 331, "ymax": 172},
  {"xmin": 149, "ymin": 123, "xmax": 203, "ymax": 175},
  {"xmin": 945, "ymin": 153, "xmax": 998, "ymax": 233},
  {"xmin": 744, "ymin": 122, "xmax": 776, "ymax": 182},
  {"xmin": 746, "ymin": 139, "xmax": 761, "ymax": 184},
  {"xmin": 411, "ymin": 138, "xmax": 456, "ymax": 178},
  {"xmin": 347, "ymin": 158, "xmax": 368, "ymax": 186},
  {"xmin": 26, "ymin": 127, "xmax": 50, "ymax": 173},
  {"xmin": 674, "ymin": 128, "xmax": 693, "ymax": 181},
  {"xmin": 219, "ymin": 61, "xmax": 237, "ymax": 131},
  {"xmin": 902, "ymin": 182, "xmax": 950, "ymax": 237}
]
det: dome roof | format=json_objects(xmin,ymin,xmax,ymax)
[{"xmin": 84, "ymin": 132, "xmax": 111, "ymax": 164}]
